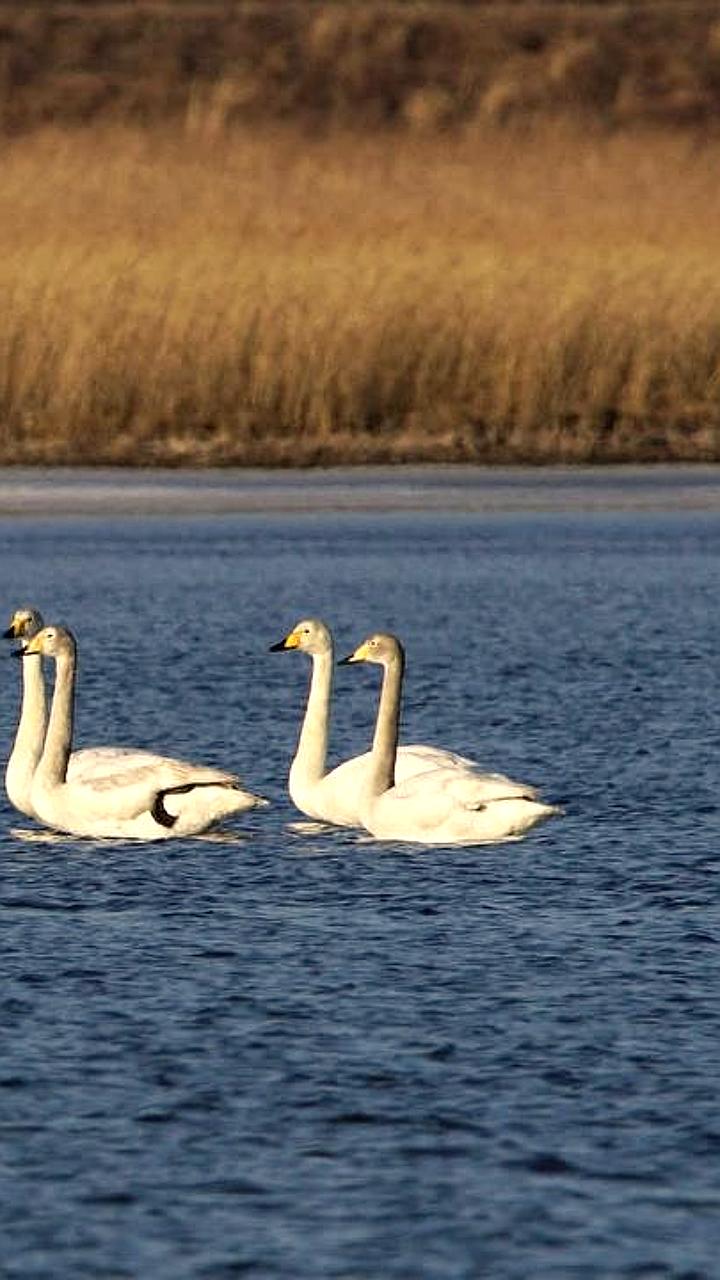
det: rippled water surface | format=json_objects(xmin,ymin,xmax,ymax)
[{"xmin": 0, "ymin": 470, "xmax": 718, "ymax": 1279}]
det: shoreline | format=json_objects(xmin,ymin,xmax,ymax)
[{"xmin": 0, "ymin": 464, "xmax": 718, "ymax": 518}]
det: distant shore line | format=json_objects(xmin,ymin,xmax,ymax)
[{"xmin": 0, "ymin": 464, "xmax": 718, "ymax": 518}]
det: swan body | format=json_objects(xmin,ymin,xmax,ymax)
[
  {"xmin": 22, "ymin": 624, "xmax": 268, "ymax": 840},
  {"xmin": 270, "ymin": 618, "xmax": 486, "ymax": 827},
  {"xmin": 342, "ymin": 632, "xmax": 561, "ymax": 846},
  {"xmin": 3, "ymin": 607, "xmax": 192, "ymax": 819}
]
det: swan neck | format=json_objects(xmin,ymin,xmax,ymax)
[
  {"xmin": 5, "ymin": 653, "xmax": 47, "ymax": 808},
  {"xmin": 38, "ymin": 650, "xmax": 75, "ymax": 785},
  {"xmin": 367, "ymin": 652, "xmax": 404, "ymax": 797},
  {"xmin": 293, "ymin": 649, "xmax": 332, "ymax": 782},
  {"xmin": 12, "ymin": 653, "xmax": 46, "ymax": 763}
]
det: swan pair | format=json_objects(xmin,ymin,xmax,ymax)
[
  {"xmin": 271, "ymin": 618, "xmax": 560, "ymax": 845},
  {"xmin": 4, "ymin": 608, "xmax": 267, "ymax": 840}
]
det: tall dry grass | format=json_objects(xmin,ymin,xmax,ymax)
[{"xmin": 2, "ymin": 124, "xmax": 720, "ymax": 464}]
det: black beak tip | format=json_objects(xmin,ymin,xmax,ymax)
[
  {"xmin": 2, "ymin": 627, "xmax": 15, "ymax": 640},
  {"xmin": 337, "ymin": 655, "xmax": 354, "ymax": 666},
  {"xmin": 269, "ymin": 640, "xmax": 287, "ymax": 653}
]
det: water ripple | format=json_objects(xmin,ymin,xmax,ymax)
[{"xmin": 0, "ymin": 503, "xmax": 719, "ymax": 1279}]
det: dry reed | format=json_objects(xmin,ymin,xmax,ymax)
[{"xmin": 2, "ymin": 125, "xmax": 720, "ymax": 464}]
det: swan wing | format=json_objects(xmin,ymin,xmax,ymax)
[
  {"xmin": 83, "ymin": 758, "xmax": 237, "ymax": 789},
  {"xmin": 321, "ymin": 745, "xmax": 475, "ymax": 793},
  {"xmin": 291, "ymin": 745, "xmax": 533, "ymax": 827},
  {"xmin": 67, "ymin": 746, "xmax": 176, "ymax": 783},
  {"xmin": 368, "ymin": 776, "xmax": 557, "ymax": 845},
  {"xmin": 443, "ymin": 768, "xmax": 540, "ymax": 807},
  {"xmin": 392, "ymin": 743, "xmax": 479, "ymax": 781},
  {"xmin": 56, "ymin": 755, "xmax": 265, "ymax": 830},
  {"xmin": 296, "ymin": 744, "xmax": 479, "ymax": 826},
  {"xmin": 392, "ymin": 763, "xmax": 540, "ymax": 806},
  {"xmin": 75, "ymin": 757, "xmax": 239, "ymax": 810}
]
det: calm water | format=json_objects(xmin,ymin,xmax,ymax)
[{"xmin": 0, "ymin": 470, "xmax": 718, "ymax": 1279}]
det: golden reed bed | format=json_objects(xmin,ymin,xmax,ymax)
[{"xmin": 2, "ymin": 124, "xmax": 720, "ymax": 465}]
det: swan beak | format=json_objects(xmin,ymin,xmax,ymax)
[
  {"xmin": 2, "ymin": 625, "xmax": 16, "ymax": 639},
  {"xmin": 269, "ymin": 630, "xmax": 300, "ymax": 652},
  {"xmin": 22, "ymin": 633, "xmax": 42, "ymax": 656},
  {"xmin": 338, "ymin": 641, "xmax": 370, "ymax": 665}
]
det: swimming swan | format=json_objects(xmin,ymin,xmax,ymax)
[
  {"xmin": 4, "ymin": 607, "xmax": 196, "ymax": 819},
  {"xmin": 269, "ymin": 617, "xmax": 524, "ymax": 827},
  {"xmin": 21, "ymin": 624, "xmax": 268, "ymax": 839},
  {"xmin": 340, "ymin": 632, "xmax": 561, "ymax": 845}
]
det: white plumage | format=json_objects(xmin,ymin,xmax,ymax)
[
  {"xmin": 270, "ymin": 617, "xmax": 534, "ymax": 828},
  {"xmin": 4, "ymin": 606, "xmax": 170, "ymax": 819},
  {"xmin": 19, "ymin": 623, "xmax": 267, "ymax": 840},
  {"xmin": 341, "ymin": 632, "xmax": 561, "ymax": 846}
]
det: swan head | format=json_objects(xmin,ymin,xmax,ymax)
[
  {"xmin": 270, "ymin": 618, "xmax": 332, "ymax": 657},
  {"xmin": 339, "ymin": 632, "xmax": 404, "ymax": 668},
  {"xmin": 22, "ymin": 625, "xmax": 76, "ymax": 661},
  {"xmin": 3, "ymin": 606, "xmax": 45, "ymax": 644}
]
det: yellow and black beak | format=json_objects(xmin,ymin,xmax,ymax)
[
  {"xmin": 21, "ymin": 632, "xmax": 43, "ymax": 657},
  {"xmin": 3, "ymin": 618, "xmax": 21, "ymax": 640},
  {"xmin": 338, "ymin": 640, "xmax": 370, "ymax": 666},
  {"xmin": 269, "ymin": 630, "xmax": 301, "ymax": 653}
]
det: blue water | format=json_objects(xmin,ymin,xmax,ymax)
[{"xmin": 1, "ymin": 475, "xmax": 719, "ymax": 1279}]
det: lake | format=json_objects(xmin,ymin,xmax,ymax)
[{"xmin": 0, "ymin": 467, "xmax": 718, "ymax": 1279}]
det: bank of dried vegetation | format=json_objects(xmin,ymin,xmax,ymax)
[{"xmin": 1, "ymin": 4, "xmax": 720, "ymax": 464}]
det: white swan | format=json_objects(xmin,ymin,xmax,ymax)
[
  {"xmin": 269, "ymin": 617, "xmax": 523, "ymax": 827},
  {"xmin": 21, "ymin": 624, "xmax": 268, "ymax": 839},
  {"xmin": 340, "ymin": 632, "xmax": 561, "ymax": 845},
  {"xmin": 4, "ymin": 606, "xmax": 197, "ymax": 819}
]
